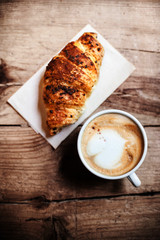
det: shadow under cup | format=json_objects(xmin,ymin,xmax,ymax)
[{"xmin": 77, "ymin": 109, "xmax": 148, "ymax": 187}]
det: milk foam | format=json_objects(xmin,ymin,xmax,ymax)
[{"xmin": 86, "ymin": 129, "xmax": 126, "ymax": 169}]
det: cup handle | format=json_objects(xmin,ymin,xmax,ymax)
[{"xmin": 127, "ymin": 172, "xmax": 141, "ymax": 187}]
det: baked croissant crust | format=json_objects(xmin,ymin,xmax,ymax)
[{"xmin": 43, "ymin": 32, "xmax": 104, "ymax": 135}]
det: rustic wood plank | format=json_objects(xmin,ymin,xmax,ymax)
[
  {"xmin": 0, "ymin": 28, "xmax": 159, "ymax": 89},
  {"xmin": 0, "ymin": 0, "xmax": 159, "ymax": 85},
  {"xmin": 0, "ymin": 0, "xmax": 160, "ymax": 126},
  {"xmin": 0, "ymin": 49, "xmax": 160, "ymax": 125},
  {"xmin": 0, "ymin": 72, "xmax": 159, "ymax": 125},
  {"xmin": 0, "ymin": 0, "xmax": 159, "ymax": 56},
  {"xmin": 75, "ymin": 195, "xmax": 160, "ymax": 240},
  {"xmin": 0, "ymin": 195, "xmax": 159, "ymax": 239},
  {"xmin": 0, "ymin": 49, "xmax": 159, "ymax": 87},
  {"xmin": 0, "ymin": 126, "xmax": 159, "ymax": 202}
]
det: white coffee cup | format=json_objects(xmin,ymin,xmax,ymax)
[{"xmin": 77, "ymin": 109, "xmax": 148, "ymax": 187}]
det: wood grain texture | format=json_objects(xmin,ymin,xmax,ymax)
[
  {"xmin": 0, "ymin": 195, "xmax": 160, "ymax": 240},
  {"xmin": 0, "ymin": 70, "xmax": 160, "ymax": 125},
  {"xmin": 0, "ymin": 36, "xmax": 160, "ymax": 125},
  {"xmin": 0, "ymin": 0, "xmax": 160, "ymax": 239},
  {"xmin": 0, "ymin": 126, "xmax": 159, "ymax": 202}
]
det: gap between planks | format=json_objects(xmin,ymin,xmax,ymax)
[{"xmin": 0, "ymin": 191, "xmax": 160, "ymax": 205}]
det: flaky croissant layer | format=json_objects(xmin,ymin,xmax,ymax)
[{"xmin": 43, "ymin": 32, "xmax": 104, "ymax": 135}]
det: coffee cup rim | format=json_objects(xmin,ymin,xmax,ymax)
[{"xmin": 77, "ymin": 109, "xmax": 148, "ymax": 180}]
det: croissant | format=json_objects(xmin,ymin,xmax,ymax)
[{"xmin": 43, "ymin": 32, "xmax": 104, "ymax": 135}]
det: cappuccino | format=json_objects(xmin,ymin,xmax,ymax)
[{"xmin": 81, "ymin": 113, "xmax": 144, "ymax": 176}]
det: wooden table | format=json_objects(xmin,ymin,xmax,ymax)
[{"xmin": 0, "ymin": 0, "xmax": 160, "ymax": 239}]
